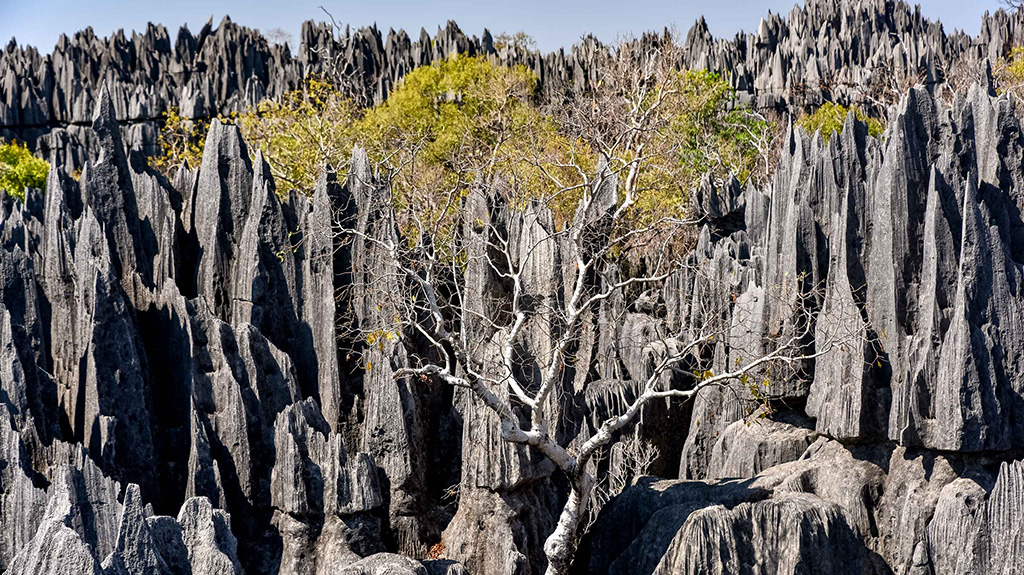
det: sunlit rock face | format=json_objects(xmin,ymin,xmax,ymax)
[
  {"xmin": 2, "ymin": 2, "xmax": 1024, "ymax": 575},
  {"xmin": 5, "ymin": 0, "xmax": 1024, "ymax": 169}
]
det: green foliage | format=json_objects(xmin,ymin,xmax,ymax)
[
  {"xmin": 152, "ymin": 107, "xmax": 209, "ymax": 175},
  {"xmin": 996, "ymin": 45, "xmax": 1024, "ymax": 96},
  {"xmin": 674, "ymin": 70, "xmax": 772, "ymax": 181},
  {"xmin": 625, "ymin": 70, "xmax": 776, "ymax": 223},
  {"xmin": 0, "ymin": 140, "xmax": 49, "ymax": 200},
  {"xmin": 357, "ymin": 54, "xmax": 589, "ymax": 231},
  {"xmin": 166, "ymin": 55, "xmax": 775, "ymax": 246},
  {"xmin": 236, "ymin": 56, "xmax": 591, "ymax": 238},
  {"xmin": 796, "ymin": 102, "xmax": 884, "ymax": 142},
  {"xmin": 239, "ymin": 76, "xmax": 356, "ymax": 191}
]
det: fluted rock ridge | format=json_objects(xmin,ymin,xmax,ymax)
[
  {"xmin": 9, "ymin": 0, "xmax": 1024, "ymax": 169},
  {"xmin": 3, "ymin": 3, "xmax": 1024, "ymax": 575}
]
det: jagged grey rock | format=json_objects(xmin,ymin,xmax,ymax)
[
  {"xmin": 175, "ymin": 497, "xmax": 242, "ymax": 575},
  {"xmin": 3, "ymin": 3, "xmax": 1024, "ymax": 575},
  {"xmin": 705, "ymin": 411, "xmax": 817, "ymax": 480},
  {"xmin": 338, "ymin": 553, "xmax": 427, "ymax": 575},
  {"xmin": 101, "ymin": 484, "xmax": 170, "ymax": 575},
  {"xmin": 9, "ymin": 0, "xmax": 1024, "ymax": 172}
]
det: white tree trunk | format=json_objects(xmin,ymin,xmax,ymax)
[{"xmin": 542, "ymin": 474, "xmax": 595, "ymax": 575}]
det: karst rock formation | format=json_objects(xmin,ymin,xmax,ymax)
[{"xmin": 2, "ymin": 1, "xmax": 1024, "ymax": 574}]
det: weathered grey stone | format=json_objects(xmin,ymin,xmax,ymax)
[
  {"xmin": 271, "ymin": 398, "xmax": 383, "ymax": 519},
  {"xmin": 313, "ymin": 515, "xmax": 385, "ymax": 574},
  {"xmin": 10, "ymin": 0, "xmax": 1024, "ymax": 173},
  {"xmin": 5, "ymin": 459, "xmax": 121, "ymax": 575},
  {"xmin": 303, "ymin": 167, "xmax": 347, "ymax": 433},
  {"xmin": 101, "ymin": 484, "xmax": 170, "ymax": 575},
  {"xmin": 706, "ymin": 412, "xmax": 816, "ymax": 480},
  {"xmin": 0, "ymin": 246, "xmax": 57, "ymax": 447},
  {"xmin": 926, "ymin": 478, "xmax": 987, "ymax": 575},
  {"xmin": 578, "ymin": 476, "xmax": 770, "ymax": 575},
  {"xmin": 5, "ymin": 5, "xmax": 1024, "ymax": 575},
  {"xmin": 442, "ymin": 485, "xmax": 558, "ymax": 575},
  {"xmin": 0, "ymin": 404, "xmax": 48, "ymax": 572},
  {"xmin": 338, "ymin": 553, "xmax": 427, "ymax": 575},
  {"xmin": 147, "ymin": 516, "xmax": 192, "ymax": 575},
  {"xmin": 652, "ymin": 492, "xmax": 868, "ymax": 575},
  {"xmin": 175, "ymin": 497, "xmax": 242, "ymax": 575},
  {"xmin": 3, "ymin": 518, "xmax": 103, "ymax": 575},
  {"xmin": 81, "ymin": 84, "xmax": 153, "ymax": 289},
  {"xmin": 347, "ymin": 147, "xmax": 433, "ymax": 555},
  {"xmin": 964, "ymin": 459, "xmax": 1024, "ymax": 575},
  {"xmin": 192, "ymin": 119, "xmax": 253, "ymax": 320}
]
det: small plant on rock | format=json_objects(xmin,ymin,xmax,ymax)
[{"xmin": 0, "ymin": 140, "xmax": 49, "ymax": 201}]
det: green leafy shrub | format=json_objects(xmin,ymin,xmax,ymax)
[
  {"xmin": 355, "ymin": 54, "xmax": 590, "ymax": 231},
  {"xmin": 629, "ymin": 69, "xmax": 776, "ymax": 220},
  {"xmin": 674, "ymin": 70, "xmax": 774, "ymax": 183},
  {"xmin": 239, "ymin": 75, "xmax": 356, "ymax": 191},
  {"xmin": 236, "ymin": 56, "xmax": 592, "ymax": 237},
  {"xmin": 996, "ymin": 45, "xmax": 1024, "ymax": 98},
  {"xmin": 0, "ymin": 141, "xmax": 49, "ymax": 200},
  {"xmin": 151, "ymin": 107, "xmax": 210, "ymax": 175},
  {"xmin": 796, "ymin": 102, "xmax": 884, "ymax": 142}
]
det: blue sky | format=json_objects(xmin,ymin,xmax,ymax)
[{"xmin": 0, "ymin": 0, "xmax": 1009, "ymax": 54}]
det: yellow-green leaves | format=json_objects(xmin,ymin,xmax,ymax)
[
  {"xmin": 628, "ymin": 70, "xmax": 775, "ymax": 223},
  {"xmin": 231, "ymin": 57, "xmax": 586, "ymax": 239},
  {"xmin": 366, "ymin": 329, "xmax": 400, "ymax": 351},
  {"xmin": 796, "ymin": 102, "xmax": 884, "ymax": 142},
  {"xmin": 151, "ymin": 107, "xmax": 210, "ymax": 174},
  {"xmin": 0, "ymin": 140, "xmax": 49, "ymax": 201},
  {"xmin": 154, "ymin": 55, "xmax": 778, "ymax": 252},
  {"xmin": 996, "ymin": 45, "xmax": 1024, "ymax": 98},
  {"xmin": 238, "ymin": 76, "xmax": 356, "ymax": 191}
]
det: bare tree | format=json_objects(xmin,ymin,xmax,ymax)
[
  {"xmin": 337, "ymin": 34, "xmax": 858, "ymax": 575},
  {"xmin": 345, "ymin": 162, "xmax": 855, "ymax": 574},
  {"xmin": 606, "ymin": 431, "xmax": 659, "ymax": 498},
  {"xmin": 265, "ymin": 27, "xmax": 294, "ymax": 48}
]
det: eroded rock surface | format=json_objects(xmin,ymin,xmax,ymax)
[
  {"xmin": 3, "ymin": 2, "xmax": 1024, "ymax": 575},
  {"xmin": 8, "ymin": 0, "xmax": 1024, "ymax": 171}
]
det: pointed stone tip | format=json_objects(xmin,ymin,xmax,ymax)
[
  {"xmin": 785, "ymin": 113, "xmax": 797, "ymax": 148},
  {"xmin": 961, "ymin": 172, "xmax": 980, "ymax": 222},
  {"xmin": 251, "ymin": 149, "xmax": 276, "ymax": 191},
  {"xmin": 91, "ymin": 82, "xmax": 122, "ymax": 141},
  {"xmin": 351, "ymin": 145, "xmax": 370, "ymax": 172},
  {"xmin": 316, "ymin": 162, "xmax": 338, "ymax": 193},
  {"xmin": 123, "ymin": 483, "xmax": 142, "ymax": 507},
  {"xmin": 42, "ymin": 465, "xmax": 78, "ymax": 525},
  {"xmin": 199, "ymin": 118, "xmax": 232, "ymax": 159},
  {"xmin": 843, "ymin": 108, "xmax": 857, "ymax": 133},
  {"xmin": 981, "ymin": 59, "xmax": 996, "ymax": 97}
]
